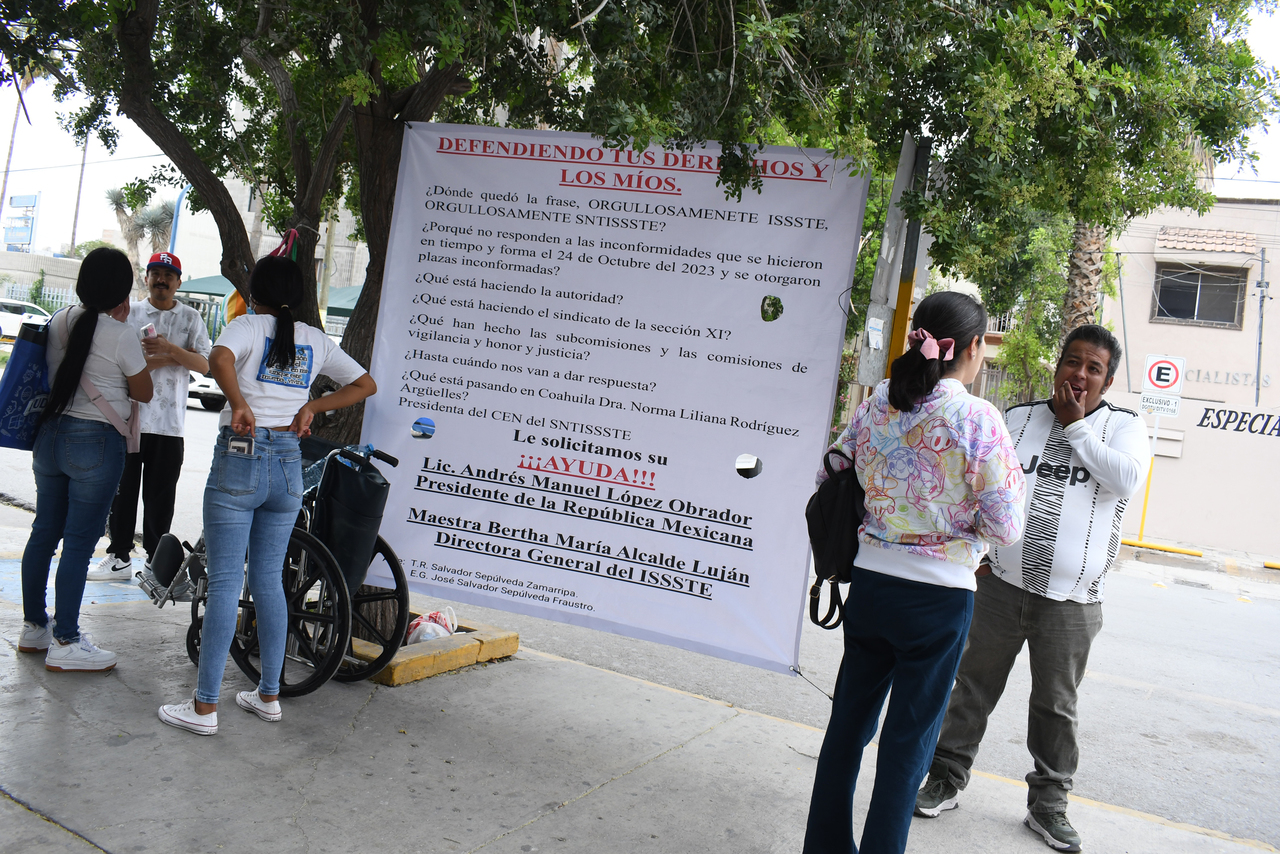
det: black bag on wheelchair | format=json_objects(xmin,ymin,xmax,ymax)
[{"xmin": 311, "ymin": 452, "xmax": 390, "ymax": 594}]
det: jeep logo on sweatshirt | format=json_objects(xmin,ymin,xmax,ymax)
[{"xmin": 1021, "ymin": 455, "xmax": 1092, "ymax": 486}]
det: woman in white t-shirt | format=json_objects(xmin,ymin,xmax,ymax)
[
  {"xmin": 159, "ymin": 256, "xmax": 375, "ymax": 736},
  {"xmin": 19, "ymin": 248, "xmax": 153, "ymax": 672}
]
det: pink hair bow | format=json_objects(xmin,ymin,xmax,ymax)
[{"xmin": 907, "ymin": 328, "xmax": 955, "ymax": 361}]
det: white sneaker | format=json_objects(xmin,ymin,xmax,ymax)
[
  {"xmin": 159, "ymin": 693, "xmax": 218, "ymax": 736},
  {"xmin": 45, "ymin": 633, "xmax": 117, "ymax": 672},
  {"xmin": 236, "ymin": 690, "xmax": 282, "ymax": 722},
  {"xmin": 18, "ymin": 620, "xmax": 52, "ymax": 653},
  {"xmin": 87, "ymin": 555, "xmax": 133, "ymax": 582}
]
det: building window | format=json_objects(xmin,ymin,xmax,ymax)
[{"xmin": 1151, "ymin": 264, "xmax": 1246, "ymax": 329}]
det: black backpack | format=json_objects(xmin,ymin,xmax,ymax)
[{"xmin": 805, "ymin": 448, "xmax": 867, "ymax": 629}]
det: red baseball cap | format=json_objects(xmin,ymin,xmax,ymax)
[{"xmin": 147, "ymin": 252, "xmax": 182, "ymax": 275}]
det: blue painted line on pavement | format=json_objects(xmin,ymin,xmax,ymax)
[{"xmin": 0, "ymin": 558, "xmax": 151, "ymax": 603}]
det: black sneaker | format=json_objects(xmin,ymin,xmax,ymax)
[
  {"xmin": 914, "ymin": 776, "xmax": 959, "ymax": 817},
  {"xmin": 1025, "ymin": 811, "xmax": 1082, "ymax": 851}
]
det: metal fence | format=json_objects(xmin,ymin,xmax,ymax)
[
  {"xmin": 325, "ymin": 314, "xmax": 349, "ymax": 337},
  {"xmin": 987, "ymin": 311, "xmax": 1015, "ymax": 334},
  {"xmin": 5, "ymin": 281, "xmax": 73, "ymax": 310}
]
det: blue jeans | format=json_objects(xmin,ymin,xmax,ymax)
[
  {"xmin": 22, "ymin": 416, "xmax": 127, "ymax": 643},
  {"xmin": 803, "ymin": 567, "xmax": 974, "ymax": 854},
  {"xmin": 197, "ymin": 428, "xmax": 303, "ymax": 704}
]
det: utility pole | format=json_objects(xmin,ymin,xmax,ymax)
[
  {"xmin": 1116, "ymin": 252, "xmax": 1133, "ymax": 393},
  {"xmin": 69, "ymin": 137, "xmax": 89, "ymax": 250},
  {"xmin": 1257, "ymin": 248, "xmax": 1270, "ymax": 407},
  {"xmin": 0, "ymin": 90, "xmax": 22, "ymax": 229},
  {"xmin": 319, "ymin": 204, "xmax": 337, "ymax": 325},
  {"xmin": 168, "ymin": 184, "xmax": 192, "ymax": 253}
]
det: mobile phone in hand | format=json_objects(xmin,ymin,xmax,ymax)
[{"xmin": 141, "ymin": 323, "xmax": 157, "ymax": 338}]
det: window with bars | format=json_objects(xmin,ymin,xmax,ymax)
[{"xmin": 1151, "ymin": 264, "xmax": 1246, "ymax": 329}]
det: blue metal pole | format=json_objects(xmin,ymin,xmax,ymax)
[{"xmin": 168, "ymin": 183, "xmax": 192, "ymax": 253}]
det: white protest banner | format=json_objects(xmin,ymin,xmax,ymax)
[{"xmin": 361, "ymin": 123, "xmax": 869, "ymax": 672}]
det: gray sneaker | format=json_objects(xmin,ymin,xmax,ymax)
[
  {"xmin": 914, "ymin": 776, "xmax": 959, "ymax": 817},
  {"xmin": 1025, "ymin": 811, "xmax": 1082, "ymax": 851}
]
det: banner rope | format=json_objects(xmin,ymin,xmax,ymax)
[{"xmin": 790, "ymin": 665, "xmax": 834, "ymax": 701}]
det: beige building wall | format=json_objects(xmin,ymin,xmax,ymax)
[{"xmin": 1103, "ymin": 200, "xmax": 1280, "ymax": 557}]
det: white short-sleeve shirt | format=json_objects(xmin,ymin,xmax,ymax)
[
  {"xmin": 128, "ymin": 299, "xmax": 212, "ymax": 437},
  {"xmin": 212, "ymin": 315, "xmax": 366, "ymax": 429},
  {"xmin": 46, "ymin": 307, "xmax": 148, "ymax": 423}
]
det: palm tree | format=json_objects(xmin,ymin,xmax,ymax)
[
  {"xmin": 105, "ymin": 188, "xmax": 146, "ymax": 293},
  {"xmin": 1061, "ymin": 139, "xmax": 1214, "ymax": 341},
  {"xmin": 135, "ymin": 199, "xmax": 175, "ymax": 254},
  {"xmin": 1061, "ymin": 223, "xmax": 1108, "ymax": 339}
]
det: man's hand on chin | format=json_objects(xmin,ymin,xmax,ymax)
[{"xmin": 1053, "ymin": 379, "xmax": 1086, "ymax": 426}]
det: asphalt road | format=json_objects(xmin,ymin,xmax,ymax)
[
  {"xmin": 406, "ymin": 566, "xmax": 1280, "ymax": 847},
  {"xmin": 1, "ymin": 402, "xmax": 1276, "ymax": 846},
  {"xmin": 0, "ymin": 400, "xmax": 223, "ymax": 549}
]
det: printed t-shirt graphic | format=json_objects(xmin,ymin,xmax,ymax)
[
  {"xmin": 257, "ymin": 337, "xmax": 314, "ymax": 388},
  {"xmin": 211, "ymin": 315, "xmax": 365, "ymax": 429}
]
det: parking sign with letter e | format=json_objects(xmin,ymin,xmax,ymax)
[{"xmin": 1142, "ymin": 354, "xmax": 1186, "ymax": 396}]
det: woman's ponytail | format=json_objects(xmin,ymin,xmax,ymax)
[
  {"xmin": 42, "ymin": 248, "xmax": 134, "ymax": 423},
  {"xmin": 248, "ymin": 255, "xmax": 305, "ymax": 369},
  {"xmin": 886, "ymin": 291, "xmax": 987, "ymax": 412}
]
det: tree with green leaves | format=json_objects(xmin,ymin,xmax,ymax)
[
  {"xmin": 3, "ymin": 0, "xmax": 591, "ymax": 438},
  {"xmin": 11, "ymin": 0, "xmax": 354, "ymax": 325},
  {"xmin": 990, "ymin": 216, "xmax": 1073, "ymax": 404},
  {"xmin": 564, "ymin": 0, "xmax": 1275, "ymax": 336},
  {"xmin": 880, "ymin": 0, "xmax": 1274, "ymax": 336},
  {"xmin": 7, "ymin": 0, "xmax": 1274, "ymax": 442}
]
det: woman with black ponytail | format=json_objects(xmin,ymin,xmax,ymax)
[
  {"xmin": 18, "ymin": 247, "xmax": 153, "ymax": 672},
  {"xmin": 803, "ymin": 291, "xmax": 1027, "ymax": 854},
  {"xmin": 159, "ymin": 255, "xmax": 376, "ymax": 736}
]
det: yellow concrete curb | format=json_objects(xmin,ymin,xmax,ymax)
[{"xmin": 354, "ymin": 618, "xmax": 519, "ymax": 686}]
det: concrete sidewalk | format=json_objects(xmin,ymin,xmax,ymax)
[
  {"xmin": 0, "ymin": 505, "xmax": 1275, "ymax": 854},
  {"xmin": 0, "ymin": 599, "xmax": 1271, "ymax": 854}
]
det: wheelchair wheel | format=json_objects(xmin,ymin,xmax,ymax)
[
  {"xmin": 334, "ymin": 536, "xmax": 410, "ymax": 683},
  {"xmin": 186, "ymin": 617, "xmax": 203, "ymax": 666},
  {"xmin": 229, "ymin": 528, "xmax": 352, "ymax": 698}
]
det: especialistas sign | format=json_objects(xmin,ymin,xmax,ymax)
[{"xmin": 361, "ymin": 123, "xmax": 869, "ymax": 672}]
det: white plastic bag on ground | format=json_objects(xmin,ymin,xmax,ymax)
[{"xmin": 406, "ymin": 607, "xmax": 457, "ymax": 644}]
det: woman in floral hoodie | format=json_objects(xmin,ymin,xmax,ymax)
[{"xmin": 803, "ymin": 291, "xmax": 1027, "ymax": 854}]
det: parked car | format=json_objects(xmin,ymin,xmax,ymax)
[
  {"xmin": 0, "ymin": 298, "xmax": 52, "ymax": 340},
  {"xmin": 188, "ymin": 370, "xmax": 226, "ymax": 411}
]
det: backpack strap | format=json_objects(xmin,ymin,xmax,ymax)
[
  {"xmin": 809, "ymin": 577, "xmax": 844, "ymax": 629},
  {"xmin": 56, "ymin": 309, "xmax": 142, "ymax": 453},
  {"xmin": 808, "ymin": 446, "xmax": 855, "ymax": 630}
]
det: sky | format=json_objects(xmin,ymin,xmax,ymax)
[{"xmin": 4, "ymin": 11, "xmax": 1280, "ymax": 267}]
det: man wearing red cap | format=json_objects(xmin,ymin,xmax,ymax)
[{"xmin": 89, "ymin": 252, "xmax": 211, "ymax": 581}]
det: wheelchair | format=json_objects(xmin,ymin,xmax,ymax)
[{"xmin": 140, "ymin": 441, "xmax": 410, "ymax": 697}]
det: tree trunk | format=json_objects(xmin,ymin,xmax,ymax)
[
  {"xmin": 248, "ymin": 184, "xmax": 267, "ymax": 256},
  {"xmin": 317, "ymin": 64, "xmax": 463, "ymax": 445},
  {"xmin": 280, "ymin": 216, "xmax": 323, "ymax": 329},
  {"xmin": 116, "ymin": 0, "xmax": 255, "ymax": 298},
  {"xmin": 1062, "ymin": 222, "xmax": 1108, "ymax": 339}
]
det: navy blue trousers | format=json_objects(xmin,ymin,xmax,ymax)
[{"xmin": 803, "ymin": 567, "xmax": 974, "ymax": 854}]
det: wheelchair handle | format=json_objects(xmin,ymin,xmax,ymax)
[{"xmin": 337, "ymin": 447, "xmax": 400, "ymax": 468}]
